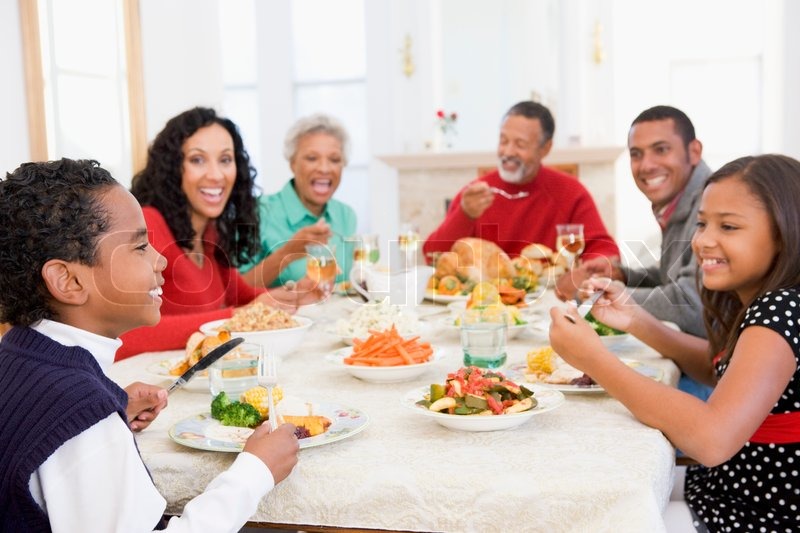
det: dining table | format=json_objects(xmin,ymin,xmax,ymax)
[{"xmin": 108, "ymin": 289, "xmax": 681, "ymax": 533}]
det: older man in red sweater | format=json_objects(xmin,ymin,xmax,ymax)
[{"xmin": 423, "ymin": 101, "xmax": 619, "ymax": 262}]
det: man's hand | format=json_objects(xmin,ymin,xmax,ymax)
[
  {"xmin": 460, "ymin": 182, "xmax": 495, "ymax": 219},
  {"xmin": 554, "ymin": 256, "xmax": 624, "ymax": 301},
  {"xmin": 124, "ymin": 382, "xmax": 168, "ymax": 432}
]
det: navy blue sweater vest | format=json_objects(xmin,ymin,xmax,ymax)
[{"xmin": 0, "ymin": 327, "xmax": 129, "ymax": 533}]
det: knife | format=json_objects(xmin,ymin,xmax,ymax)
[
  {"xmin": 166, "ymin": 337, "xmax": 244, "ymax": 394},
  {"xmin": 576, "ymin": 291, "xmax": 603, "ymax": 318}
]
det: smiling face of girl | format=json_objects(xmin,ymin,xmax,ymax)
[{"xmin": 692, "ymin": 176, "xmax": 779, "ymax": 303}]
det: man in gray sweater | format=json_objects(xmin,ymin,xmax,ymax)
[{"xmin": 556, "ymin": 105, "xmax": 712, "ymax": 399}]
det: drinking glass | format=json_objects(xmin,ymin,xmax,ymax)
[
  {"xmin": 208, "ymin": 342, "xmax": 260, "ymax": 398},
  {"xmin": 351, "ymin": 234, "xmax": 380, "ymax": 265},
  {"xmin": 460, "ymin": 308, "xmax": 508, "ymax": 369},
  {"xmin": 349, "ymin": 234, "xmax": 380, "ymax": 292},
  {"xmin": 305, "ymin": 243, "xmax": 338, "ymax": 297},
  {"xmin": 555, "ymin": 223, "xmax": 585, "ymax": 268},
  {"xmin": 398, "ymin": 223, "xmax": 420, "ymax": 270}
]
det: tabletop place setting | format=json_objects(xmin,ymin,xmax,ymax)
[{"xmin": 108, "ymin": 235, "xmax": 683, "ymax": 531}]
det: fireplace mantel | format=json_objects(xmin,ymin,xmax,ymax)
[{"xmin": 376, "ymin": 146, "xmax": 626, "ymax": 242}]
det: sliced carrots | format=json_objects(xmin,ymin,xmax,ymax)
[{"xmin": 344, "ymin": 325, "xmax": 434, "ymax": 367}]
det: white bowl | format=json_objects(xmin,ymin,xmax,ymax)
[
  {"xmin": 325, "ymin": 348, "xmax": 443, "ymax": 383},
  {"xmin": 199, "ymin": 316, "xmax": 313, "ymax": 358},
  {"xmin": 402, "ymin": 386, "xmax": 564, "ymax": 431}
]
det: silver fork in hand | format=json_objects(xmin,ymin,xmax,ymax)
[
  {"xmin": 489, "ymin": 186, "xmax": 530, "ymax": 200},
  {"xmin": 258, "ymin": 352, "xmax": 279, "ymax": 430}
]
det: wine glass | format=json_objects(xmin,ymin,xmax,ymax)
[
  {"xmin": 398, "ymin": 223, "xmax": 420, "ymax": 270},
  {"xmin": 352, "ymin": 233, "xmax": 380, "ymax": 265},
  {"xmin": 348, "ymin": 234, "xmax": 380, "ymax": 292},
  {"xmin": 555, "ymin": 223, "xmax": 585, "ymax": 269},
  {"xmin": 305, "ymin": 243, "xmax": 337, "ymax": 298}
]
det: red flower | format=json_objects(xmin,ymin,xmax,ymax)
[{"xmin": 436, "ymin": 110, "xmax": 445, "ymax": 118}]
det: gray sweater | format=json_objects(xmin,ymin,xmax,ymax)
[{"xmin": 621, "ymin": 161, "xmax": 712, "ymax": 338}]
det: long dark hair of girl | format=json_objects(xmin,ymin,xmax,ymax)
[
  {"xmin": 130, "ymin": 107, "xmax": 261, "ymax": 267},
  {"xmin": 700, "ymin": 154, "xmax": 800, "ymax": 361}
]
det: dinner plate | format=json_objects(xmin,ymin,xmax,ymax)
[
  {"xmin": 147, "ymin": 357, "xmax": 209, "ymax": 384},
  {"xmin": 432, "ymin": 316, "xmax": 530, "ymax": 340},
  {"xmin": 169, "ymin": 400, "xmax": 369, "ymax": 452},
  {"xmin": 402, "ymin": 385, "xmax": 564, "ymax": 431},
  {"xmin": 510, "ymin": 358, "xmax": 663, "ymax": 393},
  {"xmin": 424, "ymin": 290, "xmax": 469, "ymax": 303},
  {"xmin": 325, "ymin": 347, "xmax": 444, "ymax": 383}
]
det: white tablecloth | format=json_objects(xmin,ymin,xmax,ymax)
[{"xmin": 108, "ymin": 292, "xmax": 680, "ymax": 532}]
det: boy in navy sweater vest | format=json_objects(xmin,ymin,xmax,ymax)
[{"xmin": 0, "ymin": 159, "xmax": 299, "ymax": 532}]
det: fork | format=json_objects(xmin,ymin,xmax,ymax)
[
  {"xmin": 489, "ymin": 186, "xmax": 529, "ymax": 200},
  {"xmin": 258, "ymin": 352, "xmax": 279, "ymax": 430}
]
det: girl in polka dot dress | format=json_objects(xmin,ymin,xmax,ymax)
[{"xmin": 549, "ymin": 154, "xmax": 800, "ymax": 532}]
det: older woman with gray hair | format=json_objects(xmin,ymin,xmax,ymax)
[{"xmin": 240, "ymin": 113, "xmax": 356, "ymax": 288}]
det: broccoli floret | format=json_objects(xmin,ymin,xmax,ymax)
[
  {"xmin": 210, "ymin": 392, "xmax": 232, "ymax": 420},
  {"xmin": 585, "ymin": 312, "xmax": 625, "ymax": 336},
  {"xmin": 219, "ymin": 401, "xmax": 261, "ymax": 428}
]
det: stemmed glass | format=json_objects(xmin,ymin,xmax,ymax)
[
  {"xmin": 398, "ymin": 223, "xmax": 420, "ymax": 270},
  {"xmin": 555, "ymin": 223, "xmax": 585, "ymax": 269},
  {"xmin": 349, "ymin": 234, "xmax": 380, "ymax": 290},
  {"xmin": 305, "ymin": 243, "xmax": 337, "ymax": 298}
]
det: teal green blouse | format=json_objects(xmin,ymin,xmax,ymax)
[{"xmin": 240, "ymin": 179, "xmax": 357, "ymax": 287}]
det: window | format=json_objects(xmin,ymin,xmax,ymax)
[{"xmin": 20, "ymin": 0, "xmax": 145, "ymax": 182}]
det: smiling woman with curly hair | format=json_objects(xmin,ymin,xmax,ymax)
[{"xmin": 118, "ymin": 107, "xmax": 305, "ymax": 360}]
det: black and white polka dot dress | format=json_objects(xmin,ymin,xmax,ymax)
[{"xmin": 685, "ymin": 288, "xmax": 800, "ymax": 532}]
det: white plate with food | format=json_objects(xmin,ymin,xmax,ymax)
[
  {"xmin": 431, "ymin": 316, "xmax": 530, "ymax": 340},
  {"xmin": 424, "ymin": 290, "xmax": 470, "ymax": 303},
  {"xmin": 169, "ymin": 400, "xmax": 369, "ymax": 452},
  {"xmin": 512, "ymin": 357, "xmax": 663, "ymax": 393},
  {"xmin": 199, "ymin": 315, "xmax": 312, "ymax": 358},
  {"xmin": 146, "ymin": 356, "xmax": 209, "ymax": 385},
  {"xmin": 330, "ymin": 299, "xmax": 421, "ymax": 345},
  {"xmin": 402, "ymin": 385, "xmax": 564, "ymax": 431},
  {"xmin": 325, "ymin": 347, "xmax": 444, "ymax": 383}
]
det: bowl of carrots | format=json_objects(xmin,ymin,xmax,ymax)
[{"xmin": 324, "ymin": 325, "xmax": 441, "ymax": 383}]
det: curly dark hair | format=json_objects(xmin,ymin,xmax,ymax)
[
  {"xmin": 700, "ymin": 154, "xmax": 800, "ymax": 362},
  {"xmin": 130, "ymin": 107, "xmax": 261, "ymax": 267},
  {"xmin": 0, "ymin": 159, "xmax": 118, "ymax": 326}
]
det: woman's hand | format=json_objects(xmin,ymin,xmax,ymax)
[
  {"xmin": 285, "ymin": 219, "xmax": 333, "ymax": 256},
  {"xmin": 579, "ymin": 277, "xmax": 640, "ymax": 333},
  {"xmin": 124, "ymin": 382, "xmax": 168, "ymax": 432}
]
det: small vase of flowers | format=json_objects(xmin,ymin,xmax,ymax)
[{"xmin": 435, "ymin": 109, "xmax": 458, "ymax": 149}]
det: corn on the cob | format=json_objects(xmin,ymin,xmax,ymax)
[
  {"xmin": 527, "ymin": 346, "xmax": 556, "ymax": 374},
  {"xmin": 240, "ymin": 386, "xmax": 283, "ymax": 418}
]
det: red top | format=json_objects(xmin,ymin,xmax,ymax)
[
  {"xmin": 115, "ymin": 207, "xmax": 265, "ymax": 361},
  {"xmin": 422, "ymin": 166, "xmax": 619, "ymax": 260}
]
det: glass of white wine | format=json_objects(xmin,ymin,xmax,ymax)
[{"xmin": 555, "ymin": 223, "xmax": 585, "ymax": 269}]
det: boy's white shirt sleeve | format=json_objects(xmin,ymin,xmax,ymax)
[{"xmin": 31, "ymin": 413, "xmax": 274, "ymax": 533}]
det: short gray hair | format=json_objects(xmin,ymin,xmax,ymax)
[{"xmin": 283, "ymin": 113, "xmax": 350, "ymax": 165}]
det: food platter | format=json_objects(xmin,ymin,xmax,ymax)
[
  {"xmin": 402, "ymin": 385, "xmax": 564, "ymax": 431},
  {"xmin": 510, "ymin": 358, "xmax": 663, "ymax": 394},
  {"xmin": 325, "ymin": 347, "xmax": 445, "ymax": 383},
  {"xmin": 169, "ymin": 401, "xmax": 369, "ymax": 452}
]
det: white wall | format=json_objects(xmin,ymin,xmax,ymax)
[
  {"xmin": 0, "ymin": 0, "xmax": 30, "ymax": 175},
  {"xmin": 138, "ymin": 0, "xmax": 224, "ymax": 152}
]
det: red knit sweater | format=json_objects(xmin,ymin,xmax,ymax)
[
  {"xmin": 116, "ymin": 207, "xmax": 265, "ymax": 360},
  {"xmin": 422, "ymin": 167, "xmax": 619, "ymax": 259}
]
